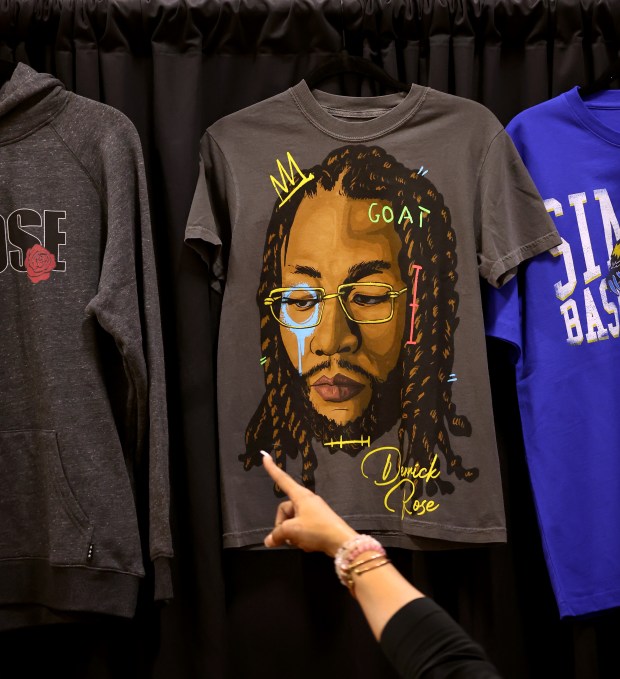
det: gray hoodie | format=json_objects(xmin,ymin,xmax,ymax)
[{"xmin": 0, "ymin": 63, "xmax": 172, "ymax": 629}]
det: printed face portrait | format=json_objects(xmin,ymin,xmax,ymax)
[
  {"xmin": 277, "ymin": 183, "xmax": 407, "ymax": 426},
  {"xmin": 243, "ymin": 144, "xmax": 476, "ymax": 494}
]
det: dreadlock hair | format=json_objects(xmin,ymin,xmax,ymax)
[{"xmin": 241, "ymin": 145, "xmax": 478, "ymax": 495}]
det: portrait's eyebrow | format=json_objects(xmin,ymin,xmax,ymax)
[
  {"xmin": 289, "ymin": 264, "xmax": 322, "ymax": 278},
  {"xmin": 344, "ymin": 260, "xmax": 391, "ymax": 284}
]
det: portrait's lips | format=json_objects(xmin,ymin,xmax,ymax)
[{"xmin": 311, "ymin": 373, "xmax": 365, "ymax": 402}]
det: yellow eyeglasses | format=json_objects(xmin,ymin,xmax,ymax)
[{"xmin": 264, "ymin": 282, "xmax": 407, "ymax": 329}]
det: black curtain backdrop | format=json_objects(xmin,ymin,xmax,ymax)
[{"xmin": 1, "ymin": 1, "xmax": 619, "ymax": 677}]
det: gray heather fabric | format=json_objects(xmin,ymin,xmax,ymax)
[
  {"xmin": 186, "ymin": 81, "xmax": 560, "ymax": 550},
  {"xmin": 0, "ymin": 63, "xmax": 172, "ymax": 629}
]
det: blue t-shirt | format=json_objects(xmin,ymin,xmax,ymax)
[{"xmin": 485, "ymin": 86, "xmax": 620, "ymax": 618}]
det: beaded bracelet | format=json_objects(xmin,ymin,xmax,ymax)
[{"xmin": 334, "ymin": 534, "xmax": 386, "ymax": 588}]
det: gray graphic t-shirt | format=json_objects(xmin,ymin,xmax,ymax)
[{"xmin": 185, "ymin": 81, "xmax": 560, "ymax": 549}]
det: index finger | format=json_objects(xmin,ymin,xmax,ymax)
[{"xmin": 260, "ymin": 450, "xmax": 308, "ymax": 499}]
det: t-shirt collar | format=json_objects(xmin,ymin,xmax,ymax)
[
  {"xmin": 289, "ymin": 78, "xmax": 428, "ymax": 141},
  {"xmin": 565, "ymin": 85, "xmax": 620, "ymax": 147}
]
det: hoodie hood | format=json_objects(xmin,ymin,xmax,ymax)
[{"xmin": 0, "ymin": 63, "xmax": 68, "ymax": 145}]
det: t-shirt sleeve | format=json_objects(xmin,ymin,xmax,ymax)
[
  {"xmin": 477, "ymin": 129, "xmax": 561, "ymax": 288},
  {"xmin": 380, "ymin": 598, "xmax": 502, "ymax": 679},
  {"xmin": 185, "ymin": 131, "xmax": 235, "ymax": 293}
]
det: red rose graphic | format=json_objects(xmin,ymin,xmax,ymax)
[{"xmin": 25, "ymin": 244, "xmax": 56, "ymax": 284}]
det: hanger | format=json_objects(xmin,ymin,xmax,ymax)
[
  {"xmin": 304, "ymin": 0, "xmax": 410, "ymax": 93},
  {"xmin": 579, "ymin": 53, "xmax": 620, "ymax": 98},
  {"xmin": 305, "ymin": 51, "xmax": 411, "ymax": 93}
]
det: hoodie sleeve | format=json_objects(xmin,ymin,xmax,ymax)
[{"xmin": 77, "ymin": 107, "xmax": 173, "ymax": 601}]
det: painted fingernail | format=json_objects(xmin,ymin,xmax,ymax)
[{"xmin": 260, "ymin": 450, "xmax": 271, "ymax": 458}]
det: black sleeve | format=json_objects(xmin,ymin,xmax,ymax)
[{"xmin": 379, "ymin": 598, "xmax": 502, "ymax": 679}]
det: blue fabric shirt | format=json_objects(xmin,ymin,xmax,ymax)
[{"xmin": 485, "ymin": 86, "xmax": 620, "ymax": 618}]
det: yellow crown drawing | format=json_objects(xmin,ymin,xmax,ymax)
[{"xmin": 270, "ymin": 151, "xmax": 315, "ymax": 207}]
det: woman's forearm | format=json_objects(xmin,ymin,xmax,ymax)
[{"xmin": 346, "ymin": 549, "xmax": 425, "ymax": 640}]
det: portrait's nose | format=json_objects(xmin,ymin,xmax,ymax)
[{"xmin": 309, "ymin": 296, "xmax": 360, "ymax": 356}]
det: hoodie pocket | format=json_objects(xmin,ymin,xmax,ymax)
[{"xmin": 0, "ymin": 429, "xmax": 94, "ymax": 565}]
